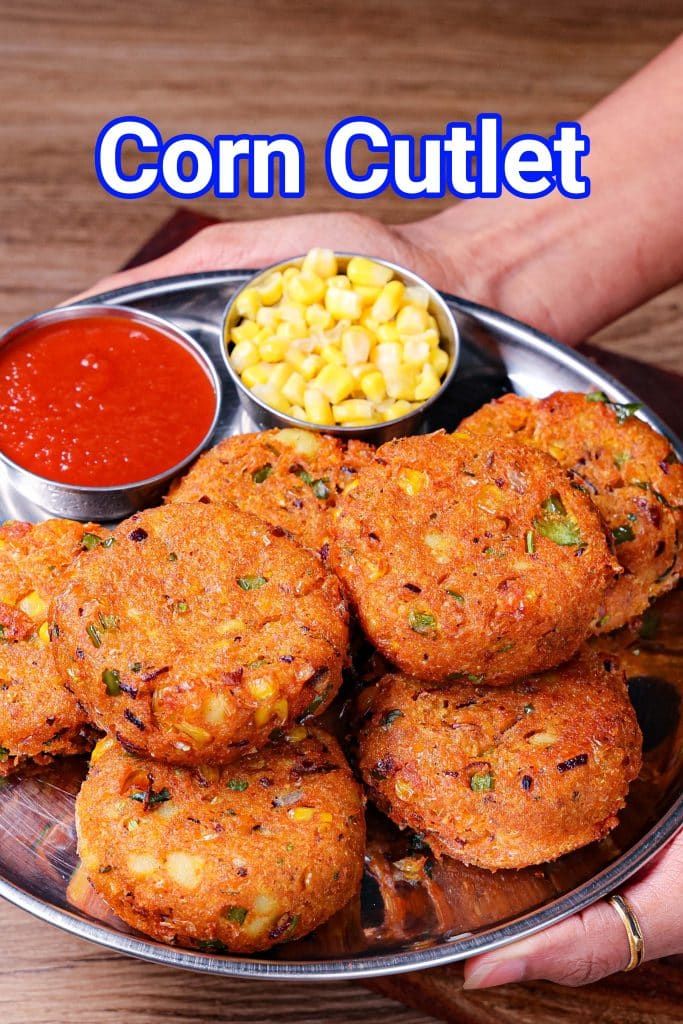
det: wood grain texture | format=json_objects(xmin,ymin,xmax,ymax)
[
  {"xmin": 0, "ymin": 900, "xmax": 427, "ymax": 1024},
  {"xmin": 0, "ymin": 3, "xmax": 682, "ymax": 1022}
]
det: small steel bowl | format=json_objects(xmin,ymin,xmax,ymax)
[
  {"xmin": 221, "ymin": 253, "xmax": 459, "ymax": 444},
  {"xmin": 0, "ymin": 303, "xmax": 221, "ymax": 521}
]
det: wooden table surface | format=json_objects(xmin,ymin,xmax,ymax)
[{"xmin": 1, "ymin": 3, "xmax": 682, "ymax": 1022}]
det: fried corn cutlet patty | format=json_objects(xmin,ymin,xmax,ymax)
[
  {"xmin": 0, "ymin": 518, "xmax": 104, "ymax": 774},
  {"xmin": 50, "ymin": 503, "xmax": 349, "ymax": 766},
  {"xmin": 461, "ymin": 391, "xmax": 683, "ymax": 632},
  {"xmin": 167, "ymin": 428, "xmax": 373, "ymax": 555},
  {"xmin": 76, "ymin": 726, "xmax": 365, "ymax": 953},
  {"xmin": 330, "ymin": 431, "xmax": 619, "ymax": 685},
  {"xmin": 357, "ymin": 649, "xmax": 642, "ymax": 870}
]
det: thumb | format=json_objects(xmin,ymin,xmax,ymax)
[{"xmin": 463, "ymin": 829, "xmax": 683, "ymax": 988}]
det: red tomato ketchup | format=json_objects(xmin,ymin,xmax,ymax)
[{"xmin": 0, "ymin": 313, "xmax": 217, "ymax": 487}]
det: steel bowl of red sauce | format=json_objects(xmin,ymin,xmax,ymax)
[{"xmin": 0, "ymin": 304, "xmax": 221, "ymax": 520}]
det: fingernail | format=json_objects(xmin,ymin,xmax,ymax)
[{"xmin": 463, "ymin": 958, "xmax": 527, "ymax": 990}]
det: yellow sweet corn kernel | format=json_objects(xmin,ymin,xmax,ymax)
[
  {"xmin": 177, "ymin": 722, "xmax": 212, "ymax": 748},
  {"xmin": 371, "ymin": 281, "xmax": 405, "ymax": 323},
  {"xmin": 203, "ymin": 693, "xmax": 228, "ymax": 726},
  {"xmin": 266, "ymin": 363, "xmax": 293, "ymax": 390},
  {"xmin": 419, "ymin": 328, "xmax": 441, "ymax": 350},
  {"xmin": 18, "ymin": 591, "xmax": 47, "ymax": 621},
  {"xmin": 254, "ymin": 704, "xmax": 273, "ymax": 727},
  {"xmin": 349, "ymin": 361, "xmax": 376, "ymax": 380},
  {"xmin": 341, "ymin": 326, "xmax": 372, "ymax": 366},
  {"xmin": 364, "ymin": 559, "xmax": 388, "ymax": 581},
  {"xmin": 276, "ymin": 428, "xmax": 321, "ymax": 455},
  {"xmin": 256, "ymin": 305, "xmax": 280, "ymax": 329},
  {"xmin": 373, "ymin": 341, "xmax": 402, "ymax": 373},
  {"xmin": 396, "ymin": 304, "xmax": 430, "ymax": 335},
  {"xmin": 328, "ymin": 274, "xmax": 351, "ymax": 290},
  {"xmin": 346, "ymin": 256, "xmax": 394, "ymax": 288},
  {"xmin": 476, "ymin": 483, "xmax": 504, "ymax": 514},
  {"xmin": 90, "ymin": 736, "xmax": 115, "ymax": 764},
  {"xmin": 242, "ymin": 363, "xmax": 273, "ymax": 389},
  {"xmin": 282, "ymin": 371, "xmax": 306, "ymax": 406},
  {"xmin": 230, "ymin": 320, "xmax": 260, "ymax": 344},
  {"xmin": 318, "ymin": 811, "xmax": 334, "ymax": 824},
  {"xmin": 286, "ymin": 270, "xmax": 326, "ymax": 305},
  {"xmin": 286, "ymin": 725, "xmax": 308, "ymax": 743},
  {"xmin": 38, "ymin": 621, "xmax": 50, "ymax": 646},
  {"xmin": 257, "ymin": 271, "xmax": 284, "ymax": 305},
  {"xmin": 282, "ymin": 348, "xmax": 303, "ymax": 373},
  {"xmin": 289, "ymin": 807, "xmax": 315, "ymax": 822},
  {"xmin": 431, "ymin": 347, "xmax": 450, "ymax": 377},
  {"xmin": 230, "ymin": 340, "xmax": 260, "ymax": 373},
  {"xmin": 383, "ymin": 400, "xmax": 414, "ymax": 420},
  {"xmin": 290, "ymin": 404, "xmax": 307, "ymax": 421},
  {"xmin": 415, "ymin": 363, "xmax": 442, "ymax": 400},
  {"xmin": 302, "ymin": 247, "xmax": 338, "ymax": 279},
  {"xmin": 314, "ymin": 364, "xmax": 355, "ymax": 404},
  {"xmin": 305, "ymin": 303, "xmax": 334, "ymax": 329},
  {"xmin": 275, "ymin": 321, "xmax": 301, "ymax": 343},
  {"xmin": 283, "ymin": 266, "xmax": 298, "ymax": 282},
  {"xmin": 376, "ymin": 323, "xmax": 401, "ymax": 345},
  {"xmin": 325, "ymin": 286, "xmax": 363, "ymax": 321},
  {"xmin": 402, "ymin": 336, "xmax": 432, "ymax": 366},
  {"xmin": 273, "ymin": 698, "xmax": 289, "ymax": 722},
  {"xmin": 303, "ymin": 387, "xmax": 335, "ymax": 426},
  {"xmin": 359, "ymin": 313, "xmax": 381, "ymax": 335},
  {"xmin": 395, "ymin": 778, "xmax": 414, "ymax": 801},
  {"xmin": 259, "ymin": 338, "xmax": 288, "ymax": 363},
  {"xmin": 360, "ymin": 370, "xmax": 387, "ymax": 403},
  {"xmin": 277, "ymin": 302, "xmax": 307, "ymax": 330},
  {"xmin": 385, "ymin": 364, "xmax": 417, "ymax": 401},
  {"xmin": 332, "ymin": 399, "xmax": 374, "ymax": 423},
  {"xmin": 248, "ymin": 677, "xmax": 276, "ymax": 701},
  {"xmin": 398, "ymin": 468, "xmax": 428, "ymax": 495},
  {"xmin": 404, "ymin": 285, "xmax": 430, "ymax": 309},
  {"xmin": 354, "ymin": 285, "xmax": 382, "ymax": 307},
  {"xmin": 251, "ymin": 383, "xmax": 291, "ymax": 415},
  {"xmin": 424, "ymin": 531, "xmax": 455, "ymax": 562},
  {"xmin": 197, "ymin": 765, "xmax": 221, "ymax": 785},
  {"xmin": 320, "ymin": 344, "xmax": 346, "ymax": 366},
  {"xmin": 235, "ymin": 288, "xmax": 262, "ymax": 320},
  {"xmin": 299, "ymin": 354, "xmax": 324, "ymax": 381}
]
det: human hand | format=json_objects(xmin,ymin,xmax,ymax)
[
  {"xmin": 73, "ymin": 210, "xmax": 465, "ymax": 307},
  {"xmin": 463, "ymin": 828, "xmax": 683, "ymax": 988}
]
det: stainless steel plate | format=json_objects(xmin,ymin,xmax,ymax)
[{"xmin": 0, "ymin": 270, "xmax": 681, "ymax": 980}]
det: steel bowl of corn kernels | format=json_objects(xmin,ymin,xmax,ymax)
[{"xmin": 221, "ymin": 250, "xmax": 460, "ymax": 443}]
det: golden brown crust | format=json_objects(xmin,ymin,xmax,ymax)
[
  {"xmin": 461, "ymin": 391, "xmax": 683, "ymax": 631},
  {"xmin": 0, "ymin": 518, "xmax": 102, "ymax": 774},
  {"xmin": 76, "ymin": 727, "xmax": 365, "ymax": 953},
  {"xmin": 167, "ymin": 428, "xmax": 374, "ymax": 556},
  {"xmin": 330, "ymin": 431, "xmax": 619, "ymax": 685},
  {"xmin": 0, "ymin": 644, "xmax": 94, "ymax": 775},
  {"xmin": 50, "ymin": 503, "xmax": 349, "ymax": 766},
  {"xmin": 357, "ymin": 648, "xmax": 642, "ymax": 870}
]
